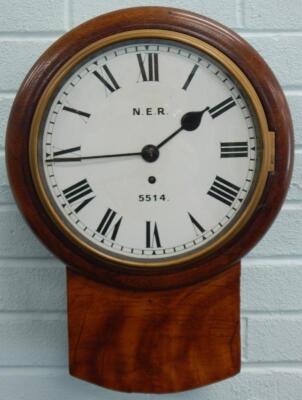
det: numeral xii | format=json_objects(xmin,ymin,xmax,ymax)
[{"xmin": 137, "ymin": 53, "xmax": 159, "ymax": 82}]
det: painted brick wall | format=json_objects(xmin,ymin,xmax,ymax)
[{"xmin": 0, "ymin": 1, "xmax": 301, "ymax": 399}]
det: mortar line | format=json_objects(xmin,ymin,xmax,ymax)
[
  {"xmin": 284, "ymin": 88, "xmax": 302, "ymax": 95},
  {"xmin": 0, "ymin": 311, "xmax": 66, "ymax": 319},
  {"xmin": 243, "ymin": 310, "xmax": 302, "ymax": 319},
  {"xmin": 64, "ymin": 0, "xmax": 71, "ymax": 31},
  {"xmin": 246, "ymin": 255, "xmax": 302, "ymax": 262},
  {"xmin": 0, "ymin": 366, "xmax": 67, "ymax": 376},
  {"xmin": 243, "ymin": 256, "xmax": 302, "ymax": 265},
  {"xmin": 237, "ymin": 30, "xmax": 302, "ymax": 36},
  {"xmin": 282, "ymin": 201, "xmax": 302, "ymax": 210},
  {"xmin": 241, "ymin": 316, "xmax": 248, "ymax": 362},
  {"xmin": 0, "ymin": 33, "xmax": 62, "ymax": 40},
  {"xmin": 0, "ymin": 91, "xmax": 16, "ymax": 98},
  {"xmin": 236, "ymin": 0, "xmax": 245, "ymax": 28},
  {"xmin": 243, "ymin": 361, "xmax": 302, "ymax": 369}
]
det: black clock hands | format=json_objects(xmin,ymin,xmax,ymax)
[
  {"xmin": 46, "ymin": 151, "xmax": 142, "ymax": 163},
  {"xmin": 47, "ymin": 107, "xmax": 210, "ymax": 164},
  {"xmin": 157, "ymin": 107, "xmax": 210, "ymax": 149}
]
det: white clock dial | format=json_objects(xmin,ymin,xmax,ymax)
[{"xmin": 39, "ymin": 38, "xmax": 261, "ymax": 262}]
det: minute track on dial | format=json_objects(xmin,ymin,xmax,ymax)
[{"xmin": 39, "ymin": 38, "xmax": 260, "ymax": 262}]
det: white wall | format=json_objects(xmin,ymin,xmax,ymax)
[{"xmin": 0, "ymin": 0, "xmax": 301, "ymax": 399}]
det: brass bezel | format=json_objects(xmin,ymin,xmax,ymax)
[{"xmin": 29, "ymin": 29, "xmax": 275, "ymax": 269}]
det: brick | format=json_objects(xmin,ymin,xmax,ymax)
[
  {"xmin": 242, "ymin": 261, "xmax": 302, "ymax": 311},
  {"xmin": 0, "ymin": 97, "xmax": 14, "ymax": 149},
  {"xmin": 0, "ymin": 40, "xmax": 54, "ymax": 92},
  {"xmin": 0, "ymin": 317, "xmax": 67, "ymax": 366},
  {"xmin": 0, "ymin": 0, "xmax": 65, "ymax": 33},
  {"xmin": 287, "ymin": 151, "xmax": 302, "ymax": 201},
  {"xmin": 243, "ymin": 35, "xmax": 302, "ymax": 87},
  {"xmin": 0, "ymin": 208, "xmax": 51, "ymax": 258},
  {"xmin": 0, "ymin": 372, "xmax": 148, "ymax": 400},
  {"xmin": 0, "ymin": 259, "xmax": 65, "ymax": 311},
  {"xmin": 248, "ymin": 208, "xmax": 302, "ymax": 257},
  {"xmin": 151, "ymin": 368, "xmax": 302, "ymax": 400},
  {"xmin": 247, "ymin": 316, "xmax": 302, "ymax": 362},
  {"xmin": 245, "ymin": 0, "xmax": 302, "ymax": 30},
  {"xmin": 71, "ymin": 0, "xmax": 239, "ymax": 28},
  {"xmin": 0, "ymin": 154, "xmax": 14, "ymax": 204},
  {"xmin": 287, "ymin": 94, "xmax": 302, "ymax": 145},
  {"xmin": 0, "ymin": 369, "xmax": 302, "ymax": 400},
  {"xmin": 241, "ymin": 317, "xmax": 248, "ymax": 361}
]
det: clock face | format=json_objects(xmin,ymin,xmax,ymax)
[{"xmin": 35, "ymin": 36, "xmax": 262, "ymax": 264}]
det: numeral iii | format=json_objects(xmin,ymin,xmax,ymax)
[{"xmin": 220, "ymin": 142, "xmax": 248, "ymax": 158}]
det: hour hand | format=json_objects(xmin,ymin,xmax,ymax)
[
  {"xmin": 157, "ymin": 106, "xmax": 210, "ymax": 149},
  {"xmin": 181, "ymin": 107, "xmax": 210, "ymax": 131}
]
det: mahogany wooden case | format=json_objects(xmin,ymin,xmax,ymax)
[{"xmin": 5, "ymin": 7, "xmax": 293, "ymax": 393}]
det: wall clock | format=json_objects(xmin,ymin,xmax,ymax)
[{"xmin": 6, "ymin": 6, "xmax": 293, "ymax": 393}]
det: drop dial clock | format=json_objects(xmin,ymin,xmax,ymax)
[{"xmin": 6, "ymin": 7, "xmax": 293, "ymax": 394}]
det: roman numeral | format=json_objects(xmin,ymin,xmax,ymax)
[
  {"xmin": 207, "ymin": 176, "xmax": 240, "ymax": 206},
  {"xmin": 220, "ymin": 142, "xmax": 248, "ymax": 158},
  {"xmin": 137, "ymin": 53, "xmax": 159, "ymax": 82},
  {"xmin": 62, "ymin": 106, "xmax": 91, "ymax": 119},
  {"xmin": 188, "ymin": 212, "xmax": 205, "ymax": 235},
  {"xmin": 146, "ymin": 221, "xmax": 161, "ymax": 248},
  {"xmin": 182, "ymin": 64, "xmax": 199, "ymax": 90},
  {"xmin": 63, "ymin": 179, "xmax": 95, "ymax": 213},
  {"xmin": 96, "ymin": 208, "xmax": 122, "ymax": 241},
  {"xmin": 209, "ymin": 97, "xmax": 236, "ymax": 119},
  {"xmin": 93, "ymin": 64, "xmax": 120, "ymax": 93},
  {"xmin": 53, "ymin": 146, "xmax": 81, "ymax": 157}
]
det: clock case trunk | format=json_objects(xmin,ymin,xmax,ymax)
[{"xmin": 67, "ymin": 263, "xmax": 240, "ymax": 393}]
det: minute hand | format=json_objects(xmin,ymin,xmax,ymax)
[
  {"xmin": 46, "ymin": 151, "xmax": 142, "ymax": 163},
  {"xmin": 157, "ymin": 107, "xmax": 209, "ymax": 149}
]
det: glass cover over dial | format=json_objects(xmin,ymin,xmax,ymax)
[{"xmin": 37, "ymin": 37, "xmax": 262, "ymax": 264}]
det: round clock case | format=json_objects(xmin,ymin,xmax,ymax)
[{"xmin": 6, "ymin": 7, "xmax": 293, "ymax": 393}]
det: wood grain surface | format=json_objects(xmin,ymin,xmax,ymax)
[{"xmin": 67, "ymin": 262, "xmax": 241, "ymax": 393}]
